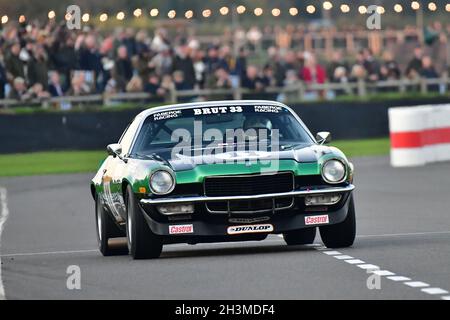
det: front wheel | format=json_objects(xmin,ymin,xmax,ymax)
[
  {"xmin": 126, "ymin": 185, "xmax": 163, "ymax": 259},
  {"xmin": 319, "ymin": 194, "xmax": 356, "ymax": 248},
  {"xmin": 283, "ymin": 227, "xmax": 316, "ymax": 245},
  {"xmin": 95, "ymin": 195, "xmax": 125, "ymax": 256}
]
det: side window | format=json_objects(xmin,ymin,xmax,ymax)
[{"xmin": 119, "ymin": 118, "xmax": 140, "ymax": 155}]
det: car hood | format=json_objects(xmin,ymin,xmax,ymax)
[{"xmin": 145, "ymin": 144, "xmax": 334, "ymax": 172}]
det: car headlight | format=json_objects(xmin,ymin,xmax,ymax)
[
  {"xmin": 322, "ymin": 160, "xmax": 346, "ymax": 184},
  {"xmin": 149, "ymin": 170, "xmax": 175, "ymax": 195}
]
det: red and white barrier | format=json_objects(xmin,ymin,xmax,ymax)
[{"xmin": 389, "ymin": 104, "xmax": 450, "ymax": 167}]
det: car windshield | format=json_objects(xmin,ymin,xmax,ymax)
[{"xmin": 131, "ymin": 104, "xmax": 314, "ymax": 156}]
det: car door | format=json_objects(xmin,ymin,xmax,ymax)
[
  {"xmin": 105, "ymin": 117, "xmax": 142, "ymax": 222},
  {"xmin": 101, "ymin": 156, "xmax": 125, "ymax": 223}
]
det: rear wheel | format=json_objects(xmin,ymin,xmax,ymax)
[
  {"xmin": 319, "ymin": 195, "xmax": 356, "ymax": 248},
  {"xmin": 126, "ymin": 185, "xmax": 163, "ymax": 259},
  {"xmin": 283, "ymin": 227, "xmax": 316, "ymax": 245},
  {"xmin": 95, "ymin": 195, "xmax": 125, "ymax": 256}
]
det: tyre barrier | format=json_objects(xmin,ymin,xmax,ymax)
[{"xmin": 389, "ymin": 104, "xmax": 450, "ymax": 167}]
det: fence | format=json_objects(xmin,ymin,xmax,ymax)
[
  {"xmin": 197, "ymin": 28, "xmax": 450, "ymax": 68},
  {"xmin": 199, "ymin": 29, "xmax": 426, "ymax": 56},
  {"xmin": 1, "ymin": 76, "xmax": 449, "ymax": 109}
]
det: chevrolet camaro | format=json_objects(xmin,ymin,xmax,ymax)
[{"xmin": 91, "ymin": 100, "xmax": 356, "ymax": 259}]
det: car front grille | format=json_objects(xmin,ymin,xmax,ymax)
[
  {"xmin": 204, "ymin": 172, "xmax": 294, "ymax": 197},
  {"xmin": 206, "ymin": 197, "xmax": 294, "ymax": 214}
]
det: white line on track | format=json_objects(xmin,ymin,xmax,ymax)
[
  {"xmin": 356, "ymin": 230, "xmax": 450, "ymax": 238},
  {"xmin": 356, "ymin": 264, "xmax": 379, "ymax": 270},
  {"xmin": 0, "ymin": 187, "xmax": 10, "ymax": 300},
  {"xmin": 334, "ymin": 255, "xmax": 354, "ymax": 260},
  {"xmin": 316, "ymin": 246, "xmax": 449, "ymax": 300},
  {"xmin": 2, "ymin": 230, "xmax": 450, "ymax": 258},
  {"xmin": 421, "ymin": 288, "xmax": 448, "ymax": 295},
  {"xmin": 371, "ymin": 270, "xmax": 395, "ymax": 276},
  {"xmin": 345, "ymin": 259, "xmax": 365, "ymax": 264},
  {"xmin": 404, "ymin": 281, "xmax": 429, "ymax": 288},
  {"xmin": 279, "ymin": 231, "xmax": 449, "ymax": 241},
  {"xmin": 387, "ymin": 276, "xmax": 411, "ymax": 282},
  {"xmin": 0, "ymin": 239, "xmax": 292, "ymax": 257},
  {"xmin": 0, "ymin": 249, "xmax": 98, "ymax": 257},
  {"xmin": 322, "ymin": 250, "xmax": 341, "ymax": 255}
]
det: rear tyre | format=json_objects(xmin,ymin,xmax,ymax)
[
  {"xmin": 319, "ymin": 194, "xmax": 356, "ymax": 248},
  {"xmin": 283, "ymin": 227, "xmax": 316, "ymax": 245},
  {"xmin": 126, "ymin": 185, "xmax": 163, "ymax": 259},
  {"xmin": 95, "ymin": 195, "xmax": 125, "ymax": 256}
]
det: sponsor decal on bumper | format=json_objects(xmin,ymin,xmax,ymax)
[
  {"xmin": 227, "ymin": 224, "xmax": 274, "ymax": 235},
  {"xmin": 305, "ymin": 214, "xmax": 329, "ymax": 225},
  {"xmin": 228, "ymin": 216, "xmax": 270, "ymax": 224},
  {"xmin": 169, "ymin": 224, "xmax": 194, "ymax": 234}
]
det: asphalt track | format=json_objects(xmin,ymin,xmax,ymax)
[{"xmin": 0, "ymin": 156, "xmax": 449, "ymax": 300}]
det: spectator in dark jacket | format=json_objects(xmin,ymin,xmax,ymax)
[
  {"xmin": 361, "ymin": 48, "xmax": 380, "ymax": 82},
  {"xmin": 114, "ymin": 45, "xmax": 133, "ymax": 91},
  {"xmin": 27, "ymin": 45, "xmax": 49, "ymax": 88},
  {"xmin": 204, "ymin": 46, "xmax": 228, "ymax": 75},
  {"xmin": 420, "ymin": 56, "xmax": 439, "ymax": 92},
  {"xmin": 77, "ymin": 34, "xmax": 103, "ymax": 90},
  {"xmin": 172, "ymin": 44, "xmax": 196, "ymax": 89},
  {"xmin": 232, "ymin": 47, "xmax": 247, "ymax": 80},
  {"xmin": 379, "ymin": 52, "xmax": 401, "ymax": 87},
  {"xmin": 50, "ymin": 37, "xmax": 77, "ymax": 88},
  {"xmin": 122, "ymin": 28, "xmax": 137, "ymax": 57},
  {"xmin": 420, "ymin": 56, "xmax": 439, "ymax": 79},
  {"xmin": 0, "ymin": 61, "xmax": 7, "ymax": 99},
  {"xmin": 241, "ymin": 65, "xmax": 266, "ymax": 90},
  {"xmin": 5, "ymin": 43, "xmax": 25, "ymax": 79},
  {"xmin": 406, "ymin": 47, "xmax": 423, "ymax": 79},
  {"xmin": 173, "ymin": 70, "xmax": 189, "ymax": 91},
  {"xmin": 48, "ymin": 72, "xmax": 66, "ymax": 97},
  {"xmin": 144, "ymin": 74, "xmax": 166, "ymax": 101},
  {"xmin": 327, "ymin": 51, "xmax": 349, "ymax": 83}
]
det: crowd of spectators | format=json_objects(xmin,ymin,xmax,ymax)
[{"xmin": 0, "ymin": 21, "xmax": 448, "ymax": 106}]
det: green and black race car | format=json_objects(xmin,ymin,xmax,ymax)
[{"xmin": 91, "ymin": 100, "xmax": 356, "ymax": 259}]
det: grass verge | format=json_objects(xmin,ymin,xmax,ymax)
[
  {"xmin": 332, "ymin": 137, "xmax": 390, "ymax": 158},
  {"xmin": 0, "ymin": 150, "xmax": 107, "ymax": 177},
  {"xmin": 0, "ymin": 138, "xmax": 390, "ymax": 177}
]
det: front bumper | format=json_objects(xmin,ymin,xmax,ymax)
[
  {"xmin": 139, "ymin": 184, "xmax": 354, "ymax": 239},
  {"xmin": 140, "ymin": 184, "xmax": 355, "ymax": 205}
]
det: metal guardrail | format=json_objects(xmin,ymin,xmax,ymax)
[
  {"xmin": 197, "ymin": 28, "xmax": 450, "ymax": 62},
  {"xmin": 0, "ymin": 76, "xmax": 449, "ymax": 109}
]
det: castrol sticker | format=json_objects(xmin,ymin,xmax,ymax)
[
  {"xmin": 304, "ymin": 215, "xmax": 329, "ymax": 225},
  {"xmin": 169, "ymin": 224, "xmax": 194, "ymax": 234}
]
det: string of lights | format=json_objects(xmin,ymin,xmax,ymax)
[{"xmin": 1, "ymin": 2, "xmax": 450, "ymax": 25}]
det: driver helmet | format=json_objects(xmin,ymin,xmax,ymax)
[
  {"xmin": 243, "ymin": 115, "xmax": 273, "ymax": 131},
  {"xmin": 243, "ymin": 115, "xmax": 273, "ymax": 139}
]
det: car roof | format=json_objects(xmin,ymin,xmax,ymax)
[{"xmin": 136, "ymin": 100, "xmax": 289, "ymax": 119}]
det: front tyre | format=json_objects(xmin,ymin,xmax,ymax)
[
  {"xmin": 319, "ymin": 194, "xmax": 356, "ymax": 248},
  {"xmin": 126, "ymin": 185, "xmax": 163, "ymax": 259},
  {"xmin": 95, "ymin": 195, "xmax": 125, "ymax": 256},
  {"xmin": 283, "ymin": 227, "xmax": 316, "ymax": 245}
]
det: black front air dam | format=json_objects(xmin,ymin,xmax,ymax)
[{"xmin": 142, "ymin": 192, "xmax": 352, "ymax": 238}]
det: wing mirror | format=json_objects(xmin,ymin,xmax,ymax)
[
  {"xmin": 107, "ymin": 143, "xmax": 122, "ymax": 157},
  {"xmin": 316, "ymin": 132, "xmax": 331, "ymax": 145}
]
